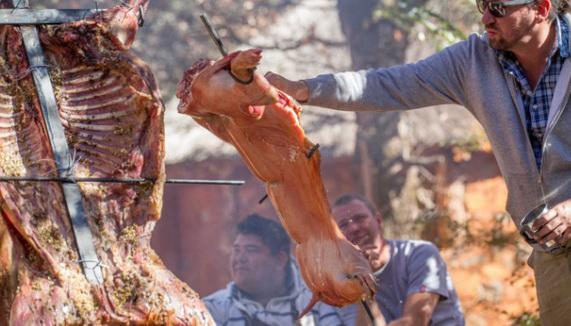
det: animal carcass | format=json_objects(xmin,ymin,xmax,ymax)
[
  {"xmin": 0, "ymin": 1, "xmax": 212, "ymax": 324},
  {"xmin": 177, "ymin": 49, "xmax": 375, "ymax": 313}
]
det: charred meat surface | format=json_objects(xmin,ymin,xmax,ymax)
[
  {"xmin": 177, "ymin": 49, "xmax": 375, "ymax": 313},
  {"xmin": 0, "ymin": 0, "xmax": 213, "ymax": 324}
]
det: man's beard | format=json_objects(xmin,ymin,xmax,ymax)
[
  {"xmin": 486, "ymin": 20, "xmax": 535, "ymax": 51},
  {"xmin": 489, "ymin": 36, "xmax": 510, "ymax": 50}
]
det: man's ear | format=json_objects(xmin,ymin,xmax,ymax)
[
  {"xmin": 375, "ymin": 213, "xmax": 383, "ymax": 228},
  {"xmin": 536, "ymin": 0, "xmax": 552, "ymax": 20}
]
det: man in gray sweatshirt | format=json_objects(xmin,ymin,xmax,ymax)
[{"xmin": 267, "ymin": 0, "xmax": 571, "ymax": 324}]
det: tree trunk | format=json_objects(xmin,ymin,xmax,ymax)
[{"xmin": 337, "ymin": 0, "xmax": 428, "ymax": 219}]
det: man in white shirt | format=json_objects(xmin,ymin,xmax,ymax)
[{"xmin": 203, "ymin": 214, "xmax": 345, "ymax": 326}]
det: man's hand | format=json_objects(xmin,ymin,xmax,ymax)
[
  {"xmin": 532, "ymin": 199, "xmax": 571, "ymax": 247},
  {"xmin": 264, "ymin": 72, "xmax": 309, "ymax": 102},
  {"xmin": 387, "ymin": 293, "xmax": 439, "ymax": 326}
]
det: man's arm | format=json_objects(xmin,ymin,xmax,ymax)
[
  {"xmin": 391, "ymin": 241, "xmax": 457, "ymax": 325},
  {"xmin": 267, "ymin": 35, "xmax": 480, "ymax": 112},
  {"xmin": 265, "ymin": 72, "xmax": 309, "ymax": 102},
  {"xmin": 387, "ymin": 292, "xmax": 439, "ymax": 326}
]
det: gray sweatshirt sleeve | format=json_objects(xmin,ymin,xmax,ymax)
[{"xmin": 304, "ymin": 37, "xmax": 474, "ymax": 112}]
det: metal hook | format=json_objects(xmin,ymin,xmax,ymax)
[
  {"xmin": 360, "ymin": 300, "xmax": 375, "ymax": 325},
  {"xmin": 228, "ymin": 68, "xmax": 255, "ymax": 85},
  {"xmin": 306, "ymin": 143, "xmax": 320, "ymax": 159},
  {"xmin": 11, "ymin": 0, "xmax": 23, "ymax": 13},
  {"xmin": 14, "ymin": 64, "xmax": 50, "ymax": 81},
  {"xmin": 119, "ymin": 0, "xmax": 131, "ymax": 8},
  {"xmin": 137, "ymin": 5, "xmax": 144, "ymax": 27},
  {"xmin": 76, "ymin": 259, "xmax": 108, "ymax": 284},
  {"xmin": 258, "ymin": 194, "xmax": 269, "ymax": 204}
]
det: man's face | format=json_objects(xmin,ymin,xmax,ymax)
[
  {"xmin": 230, "ymin": 234, "xmax": 282, "ymax": 294},
  {"xmin": 332, "ymin": 199, "xmax": 383, "ymax": 248},
  {"xmin": 481, "ymin": 0, "xmax": 540, "ymax": 51}
]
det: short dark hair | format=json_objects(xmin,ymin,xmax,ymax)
[
  {"xmin": 332, "ymin": 193, "xmax": 379, "ymax": 216},
  {"xmin": 237, "ymin": 214, "xmax": 291, "ymax": 255}
]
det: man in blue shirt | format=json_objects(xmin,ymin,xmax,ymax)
[{"xmin": 332, "ymin": 193, "xmax": 465, "ymax": 326}]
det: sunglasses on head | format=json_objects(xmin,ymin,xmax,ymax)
[{"xmin": 477, "ymin": 0, "xmax": 536, "ymax": 18}]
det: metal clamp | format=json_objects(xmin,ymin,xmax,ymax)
[{"xmin": 11, "ymin": 0, "xmax": 103, "ymax": 284}]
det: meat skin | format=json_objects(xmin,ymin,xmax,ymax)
[
  {"xmin": 177, "ymin": 49, "xmax": 375, "ymax": 311},
  {"xmin": 0, "ymin": 1, "xmax": 213, "ymax": 324}
]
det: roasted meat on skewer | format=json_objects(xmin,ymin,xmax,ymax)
[{"xmin": 177, "ymin": 49, "xmax": 375, "ymax": 314}]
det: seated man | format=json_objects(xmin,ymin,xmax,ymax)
[
  {"xmin": 204, "ymin": 214, "xmax": 344, "ymax": 325},
  {"xmin": 332, "ymin": 193, "xmax": 465, "ymax": 326}
]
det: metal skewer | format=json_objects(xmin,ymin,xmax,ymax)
[
  {"xmin": 0, "ymin": 176, "xmax": 244, "ymax": 185},
  {"xmin": 200, "ymin": 13, "xmax": 227, "ymax": 57},
  {"xmin": 258, "ymin": 193, "xmax": 269, "ymax": 204},
  {"xmin": 361, "ymin": 299, "xmax": 375, "ymax": 325},
  {"xmin": 165, "ymin": 179, "xmax": 244, "ymax": 185}
]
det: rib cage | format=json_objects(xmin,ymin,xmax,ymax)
[
  {"xmin": 59, "ymin": 66, "xmax": 145, "ymax": 176},
  {"xmin": 0, "ymin": 77, "xmax": 51, "ymax": 173},
  {"xmin": 0, "ymin": 4, "xmax": 213, "ymax": 325}
]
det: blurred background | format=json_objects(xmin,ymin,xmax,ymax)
[{"xmin": 32, "ymin": 0, "xmax": 538, "ymax": 324}]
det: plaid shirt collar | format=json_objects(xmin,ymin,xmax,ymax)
[{"xmin": 495, "ymin": 16, "xmax": 570, "ymax": 169}]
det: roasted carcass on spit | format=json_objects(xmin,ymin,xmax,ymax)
[
  {"xmin": 0, "ymin": 1, "xmax": 212, "ymax": 324},
  {"xmin": 177, "ymin": 49, "xmax": 375, "ymax": 313}
]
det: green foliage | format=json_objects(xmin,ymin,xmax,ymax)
[
  {"xmin": 373, "ymin": 2, "xmax": 465, "ymax": 46},
  {"xmin": 511, "ymin": 311, "xmax": 541, "ymax": 326},
  {"xmin": 449, "ymin": 132, "xmax": 487, "ymax": 153},
  {"xmin": 371, "ymin": 0, "xmax": 480, "ymax": 50},
  {"xmin": 408, "ymin": 209, "xmax": 519, "ymax": 250},
  {"xmin": 485, "ymin": 213, "xmax": 519, "ymax": 248}
]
